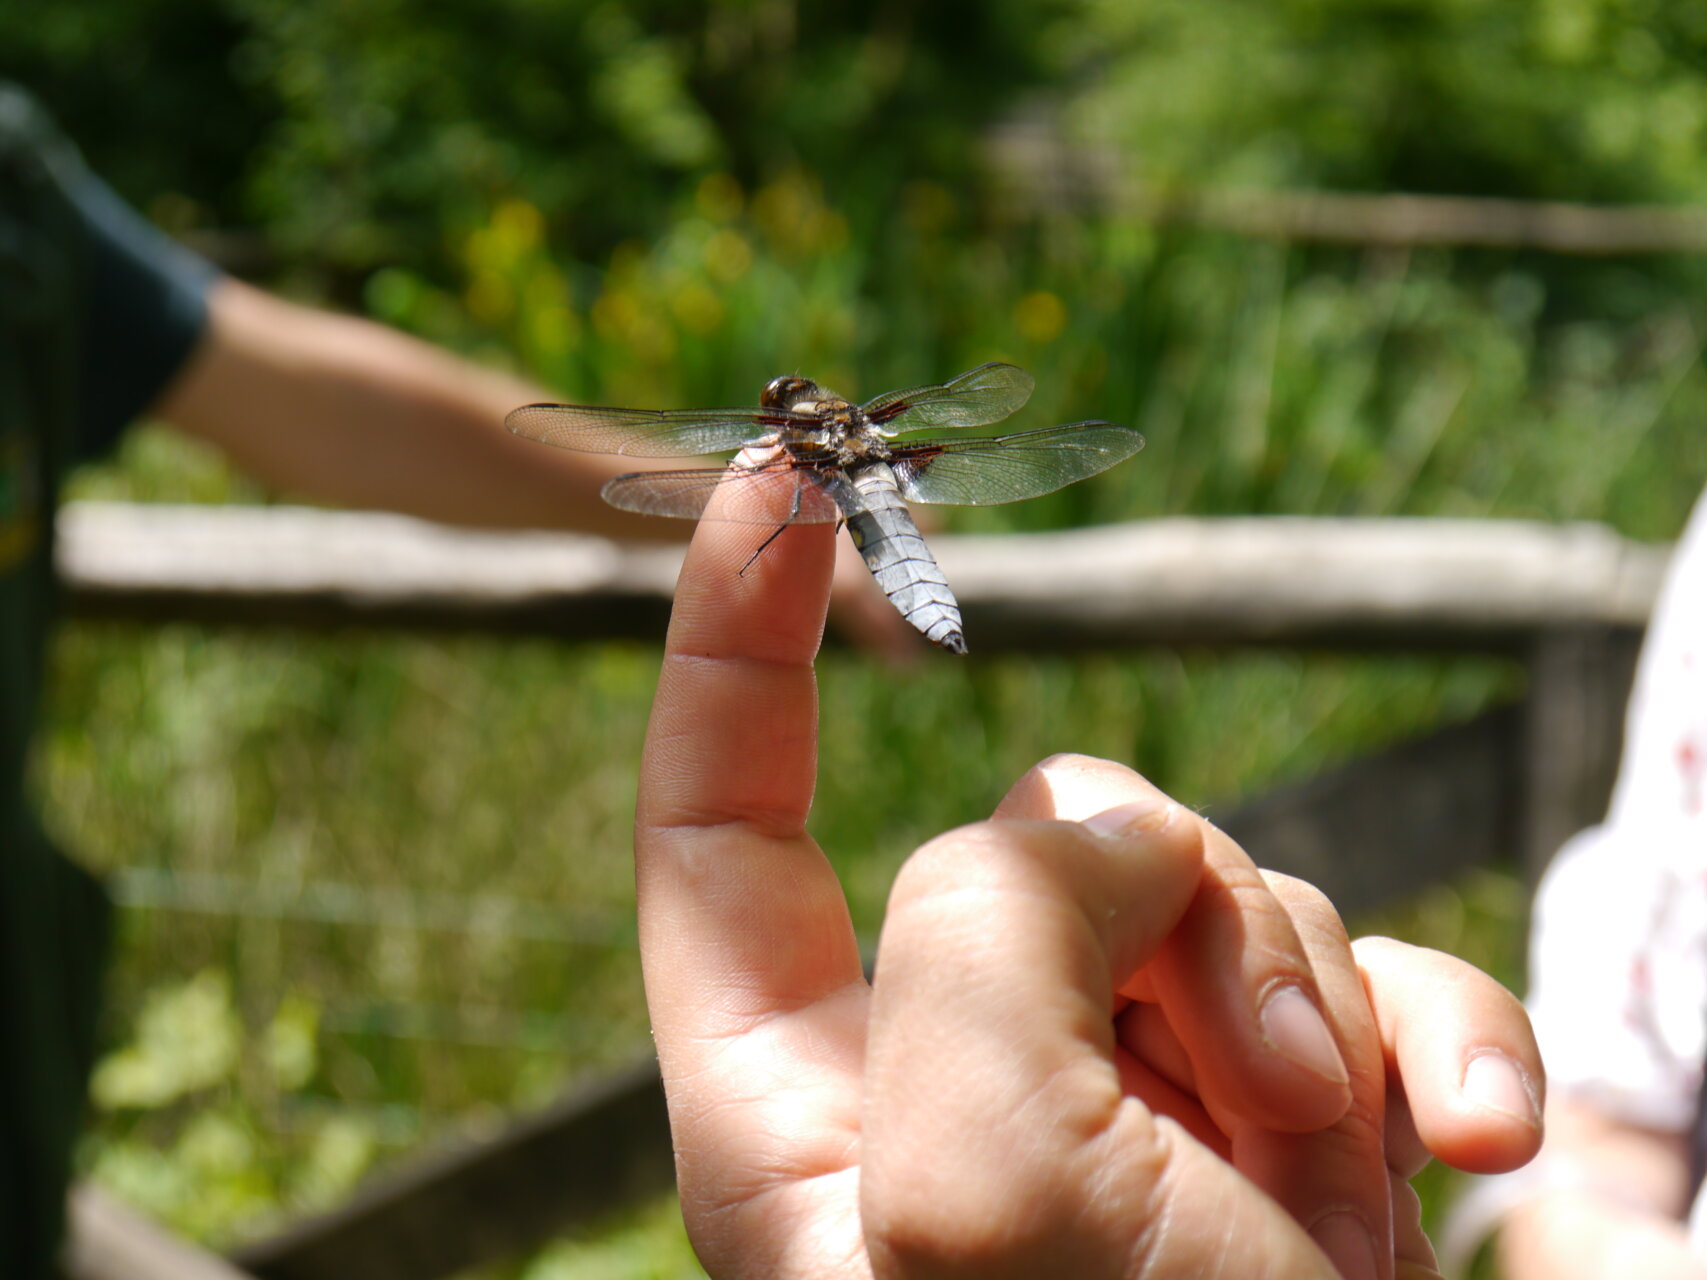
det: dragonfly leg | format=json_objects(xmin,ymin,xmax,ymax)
[
  {"xmin": 737, "ymin": 481, "xmax": 809, "ymax": 578},
  {"xmin": 738, "ymin": 522, "xmax": 791, "ymax": 577}
]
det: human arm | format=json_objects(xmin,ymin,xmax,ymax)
[
  {"xmin": 149, "ymin": 276, "xmax": 909, "ymax": 647},
  {"xmin": 634, "ymin": 505, "xmax": 1544, "ymax": 1278},
  {"xmin": 1497, "ymin": 1097, "xmax": 1705, "ymax": 1280},
  {"xmin": 1477, "ymin": 819, "xmax": 1707, "ymax": 1280},
  {"xmin": 154, "ymin": 277, "xmax": 665, "ymax": 537},
  {"xmin": 25, "ymin": 79, "xmax": 892, "ymax": 647},
  {"xmin": 1483, "ymin": 825, "xmax": 1707, "ymax": 1280}
]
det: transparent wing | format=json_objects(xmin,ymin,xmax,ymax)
[
  {"xmin": 602, "ymin": 461, "xmax": 849, "ymax": 524},
  {"xmin": 890, "ymin": 422, "xmax": 1145, "ymax": 506},
  {"xmin": 860, "ymin": 362, "xmax": 1036, "ymax": 433},
  {"xmin": 506, "ymin": 402, "xmax": 814, "ymax": 458}
]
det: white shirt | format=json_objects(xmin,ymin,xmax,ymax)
[
  {"xmin": 1443, "ymin": 493, "xmax": 1707, "ymax": 1271},
  {"xmin": 1526, "ymin": 489, "xmax": 1707, "ymax": 1240}
]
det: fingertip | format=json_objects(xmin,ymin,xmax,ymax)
[
  {"xmin": 1080, "ymin": 798, "xmax": 1199, "ymax": 887},
  {"xmin": 1081, "ymin": 796, "xmax": 1180, "ymax": 839},
  {"xmin": 1036, "ymin": 753, "xmax": 1152, "ymax": 801},
  {"xmin": 1353, "ymin": 937, "xmax": 1546, "ymax": 1174},
  {"xmin": 1078, "ymin": 800, "xmax": 1206, "ymax": 957},
  {"xmin": 1461, "ymin": 1051, "xmax": 1543, "ymax": 1132},
  {"xmin": 1429, "ymin": 1051, "xmax": 1544, "ymax": 1173},
  {"xmin": 997, "ymin": 754, "xmax": 1171, "ymax": 822},
  {"xmin": 1258, "ymin": 984, "xmax": 1351, "ymax": 1091}
]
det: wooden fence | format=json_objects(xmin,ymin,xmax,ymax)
[
  {"xmin": 985, "ymin": 121, "xmax": 1707, "ymax": 255},
  {"xmin": 58, "ymin": 501, "xmax": 1670, "ymax": 1280}
]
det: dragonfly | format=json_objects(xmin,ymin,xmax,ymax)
[{"xmin": 505, "ymin": 363, "xmax": 1143, "ymax": 654}]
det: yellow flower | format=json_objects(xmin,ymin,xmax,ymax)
[{"xmin": 1014, "ymin": 290, "xmax": 1068, "ymax": 344}]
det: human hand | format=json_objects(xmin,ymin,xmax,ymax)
[{"xmin": 636, "ymin": 513, "xmax": 1543, "ymax": 1278}]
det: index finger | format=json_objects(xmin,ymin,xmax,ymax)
[
  {"xmin": 1000, "ymin": 754, "xmax": 1354, "ymax": 1133},
  {"xmin": 636, "ymin": 510, "xmax": 864, "ymax": 1041}
]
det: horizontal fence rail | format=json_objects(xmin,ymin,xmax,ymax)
[
  {"xmin": 986, "ymin": 124, "xmax": 1707, "ymax": 255},
  {"xmin": 190, "ymin": 181, "xmax": 1707, "ymax": 271},
  {"xmin": 57, "ymin": 501, "xmax": 1670, "ymax": 651}
]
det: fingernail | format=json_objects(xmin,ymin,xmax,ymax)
[
  {"xmin": 1260, "ymin": 985, "xmax": 1349, "ymax": 1085},
  {"xmin": 1462, "ymin": 1051, "xmax": 1540, "ymax": 1128},
  {"xmin": 1309, "ymin": 1210, "xmax": 1380, "ymax": 1280},
  {"xmin": 1082, "ymin": 798, "xmax": 1175, "ymax": 838}
]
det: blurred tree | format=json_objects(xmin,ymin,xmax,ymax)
[
  {"xmin": 1058, "ymin": 0, "xmax": 1707, "ymax": 203},
  {"xmin": 0, "ymin": 0, "xmax": 271, "ymax": 222},
  {"xmin": 10, "ymin": 0, "xmax": 1707, "ymax": 312},
  {"xmin": 0, "ymin": 0, "xmax": 1064, "ymax": 274}
]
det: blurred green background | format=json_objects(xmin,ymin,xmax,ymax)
[{"xmin": 8, "ymin": 1, "xmax": 1707, "ymax": 1275}]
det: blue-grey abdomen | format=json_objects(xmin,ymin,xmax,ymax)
[{"xmin": 842, "ymin": 465, "xmax": 966, "ymax": 653}]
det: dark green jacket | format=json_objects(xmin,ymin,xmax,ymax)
[{"xmin": 0, "ymin": 84, "xmax": 213, "ymax": 1278}]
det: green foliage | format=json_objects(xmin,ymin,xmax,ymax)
[
  {"xmin": 2, "ymin": 0, "xmax": 1060, "ymax": 279},
  {"xmin": 81, "ymin": 968, "xmax": 379, "ymax": 1242},
  {"xmin": 91, "ymin": 970, "xmax": 243, "ymax": 1110},
  {"xmin": 1060, "ymin": 0, "xmax": 1707, "ymax": 202},
  {"xmin": 511, "ymin": 1200, "xmax": 707, "ymax": 1280}
]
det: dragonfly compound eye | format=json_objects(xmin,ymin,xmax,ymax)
[{"xmin": 761, "ymin": 375, "xmax": 815, "ymax": 409}]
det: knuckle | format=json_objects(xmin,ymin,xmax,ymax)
[
  {"xmin": 1259, "ymin": 869, "xmax": 1331, "ymax": 912},
  {"xmin": 1195, "ymin": 867, "xmax": 1295, "ymax": 931},
  {"xmin": 892, "ymin": 819, "xmax": 1070, "ymax": 907},
  {"xmin": 1260, "ymin": 869, "xmax": 1353, "ymax": 950},
  {"xmin": 864, "ymin": 1139, "xmax": 1059, "ymax": 1271},
  {"xmin": 865, "ymin": 1100, "xmax": 1183, "ymax": 1278}
]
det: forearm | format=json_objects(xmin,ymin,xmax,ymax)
[
  {"xmin": 1501, "ymin": 1189, "xmax": 1707, "ymax": 1280},
  {"xmin": 1494, "ymin": 1097, "xmax": 1704, "ymax": 1280},
  {"xmin": 154, "ymin": 278, "xmax": 682, "ymax": 539}
]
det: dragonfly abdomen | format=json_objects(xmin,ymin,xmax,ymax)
[{"xmin": 843, "ymin": 465, "xmax": 966, "ymax": 654}]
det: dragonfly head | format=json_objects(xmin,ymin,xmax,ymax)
[{"xmin": 760, "ymin": 375, "xmax": 824, "ymax": 412}]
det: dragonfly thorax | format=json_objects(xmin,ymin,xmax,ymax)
[
  {"xmin": 773, "ymin": 406, "xmax": 891, "ymax": 470},
  {"xmin": 759, "ymin": 375, "xmax": 882, "ymax": 461}
]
